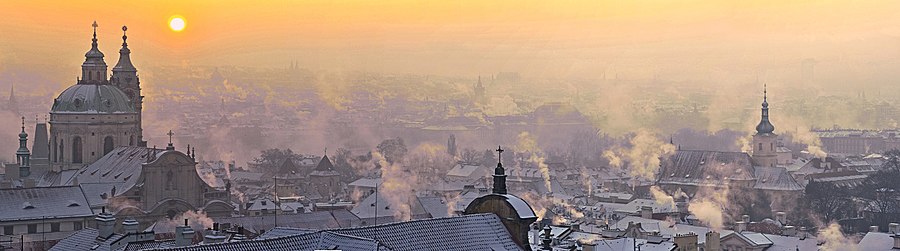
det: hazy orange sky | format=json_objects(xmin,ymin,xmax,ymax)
[{"xmin": 1, "ymin": 0, "xmax": 899, "ymax": 78}]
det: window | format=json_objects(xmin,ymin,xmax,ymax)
[
  {"xmin": 58, "ymin": 139, "xmax": 64, "ymax": 162},
  {"xmin": 27, "ymin": 224, "xmax": 37, "ymax": 234},
  {"xmin": 73, "ymin": 221, "xmax": 83, "ymax": 230},
  {"xmin": 758, "ymin": 143, "xmax": 762, "ymax": 151},
  {"xmin": 50, "ymin": 223, "xmax": 60, "ymax": 232},
  {"xmin": 771, "ymin": 143, "xmax": 774, "ymax": 151},
  {"xmin": 3, "ymin": 225, "xmax": 12, "ymax": 235},
  {"xmin": 103, "ymin": 136, "xmax": 114, "ymax": 155},
  {"xmin": 72, "ymin": 137, "xmax": 83, "ymax": 163}
]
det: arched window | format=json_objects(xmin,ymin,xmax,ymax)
[
  {"xmin": 72, "ymin": 137, "xmax": 83, "ymax": 164},
  {"xmin": 103, "ymin": 136, "xmax": 114, "ymax": 156},
  {"xmin": 770, "ymin": 143, "xmax": 774, "ymax": 151},
  {"xmin": 58, "ymin": 139, "xmax": 64, "ymax": 162},
  {"xmin": 758, "ymin": 143, "xmax": 763, "ymax": 151},
  {"xmin": 52, "ymin": 137, "xmax": 57, "ymax": 162},
  {"xmin": 129, "ymin": 136, "xmax": 134, "ymax": 146}
]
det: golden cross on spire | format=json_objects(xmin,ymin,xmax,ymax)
[{"xmin": 167, "ymin": 130, "xmax": 174, "ymax": 144}]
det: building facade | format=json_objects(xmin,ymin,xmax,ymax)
[{"xmin": 49, "ymin": 23, "xmax": 142, "ymax": 171}]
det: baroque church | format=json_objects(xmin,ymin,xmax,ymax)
[
  {"xmin": 657, "ymin": 87, "xmax": 803, "ymax": 209},
  {"xmin": 2, "ymin": 22, "xmax": 232, "ymax": 227}
]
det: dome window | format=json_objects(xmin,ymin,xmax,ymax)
[{"xmin": 74, "ymin": 98, "xmax": 83, "ymax": 108}]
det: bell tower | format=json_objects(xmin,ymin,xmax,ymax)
[
  {"xmin": 111, "ymin": 25, "xmax": 145, "ymax": 146},
  {"xmin": 752, "ymin": 85, "xmax": 778, "ymax": 167}
]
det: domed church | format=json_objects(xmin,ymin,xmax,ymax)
[{"xmin": 50, "ymin": 22, "xmax": 144, "ymax": 171}]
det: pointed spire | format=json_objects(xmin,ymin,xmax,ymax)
[
  {"xmin": 755, "ymin": 84, "xmax": 775, "ymax": 134},
  {"xmin": 492, "ymin": 145, "xmax": 507, "ymax": 194},
  {"xmin": 82, "ymin": 21, "xmax": 107, "ymax": 84},
  {"xmin": 92, "ymin": 21, "xmax": 99, "ymax": 48},
  {"xmin": 113, "ymin": 25, "xmax": 137, "ymax": 74}
]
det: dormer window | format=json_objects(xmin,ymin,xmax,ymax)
[
  {"xmin": 67, "ymin": 200, "xmax": 81, "ymax": 207},
  {"xmin": 22, "ymin": 202, "xmax": 35, "ymax": 210}
]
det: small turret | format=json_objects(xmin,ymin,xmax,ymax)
[{"xmin": 16, "ymin": 117, "xmax": 30, "ymax": 177}]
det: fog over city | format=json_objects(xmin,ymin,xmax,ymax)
[{"xmin": 1, "ymin": 1, "xmax": 900, "ymax": 251}]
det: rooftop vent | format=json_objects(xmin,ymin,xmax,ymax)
[{"xmin": 22, "ymin": 202, "xmax": 35, "ymax": 209}]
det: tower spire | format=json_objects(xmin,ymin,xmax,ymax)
[
  {"xmin": 492, "ymin": 145, "xmax": 507, "ymax": 194},
  {"xmin": 92, "ymin": 21, "xmax": 98, "ymax": 48},
  {"xmin": 755, "ymin": 84, "xmax": 775, "ymax": 134},
  {"xmin": 81, "ymin": 21, "xmax": 108, "ymax": 84},
  {"xmin": 17, "ymin": 116, "xmax": 31, "ymax": 177}
]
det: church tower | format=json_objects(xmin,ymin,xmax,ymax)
[
  {"xmin": 16, "ymin": 117, "xmax": 31, "ymax": 178},
  {"xmin": 80, "ymin": 21, "xmax": 108, "ymax": 84},
  {"xmin": 474, "ymin": 76, "xmax": 486, "ymax": 105},
  {"xmin": 752, "ymin": 85, "xmax": 778, "ymax": 167},
  {"xmin": 110, "ymin": 25, "xmax": 145, "ymax": 146},
  {"xmin": 50, "ymin": 22, "xmax": 141, "ymax": 170}
]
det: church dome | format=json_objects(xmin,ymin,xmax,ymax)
[{"xmin": 51, "ymin": 84, "xmax": 135, "ymax": 113}]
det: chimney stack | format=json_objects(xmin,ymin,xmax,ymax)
[
  {"xmin": 889, "ymin": 223, "xmax": 899, "ymax": 234},
  {"xmin": 581, "ymin": 240, "xmax": 596, "ymax": 251},
  {"xmin": 741, "ymin": 214, "xmax": 750, "ymax": 224},
  {"xmin": 673, "ymin": 232, "xmax": 698, "ymax": 251},
  {"xmin": 782, "ymin": 226, "xmax": 796, "ymax": 236},
  {"xmin": 893, "ymin": 233, "xmax": 900, "ymax": 249},
  {"xmin": 175, "ymin": 219, "xmax": 195, "ymax": 247},
  {"xmin": 96, "ymin": 207, "xmax": 116, "ymax": 240},
  {"xmin": 641, "ymin": 206, "xmax": 653, "ymax": 219},
  {"xmin": 122, "ymin": 218, "xmax": 139, "ymax": 234},
  {"xmin": 774, "ymin": 211, "xmax": 786, "ymax": 224},
  {"xmin": 735, "ymin": 221, "xmax": 747, "ymax": 233},
  {"xmin": 705, "ymin": 231, "xmax": 720, "ymax": 251},
  {"xmin": 870, "ymin": 226, "xmax": 880, "ymax": 232},
  {"xmin": 204, "ymin": 223, "xmax": 226, "ymax": 244},
  {"xmin": 799, "ymin": 227, "xmax": 807, "ymax": 240}
]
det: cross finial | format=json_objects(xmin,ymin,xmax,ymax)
[
  {"xmin": 764, "ymin": 84, "xmax": 767, "ymax": 101},
  {"xmin": 496, "ymin": 145, "xmax": 504, "ymax": 161},
  {"xmin": 21, "ymin": 116, "xmax": 25, "ymax": 132},
  {"xmin": 122, "ymin": 25, "xmax": 128, "ymax": 45},
  {"xmin": 324, "ymin": 147, "xmax": 327, "ymax": 157},
  {"xmin": 167, "ymin": 130, "xmax": 174, "ymax": 144}
]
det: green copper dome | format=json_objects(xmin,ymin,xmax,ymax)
[{"xmin": 51, "ymin": 84, "xmax": 135, "ymax": 114}]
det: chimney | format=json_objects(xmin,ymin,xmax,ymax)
[
  {"xmin": 96, "ymin": 207, "xmax": 117, "ymax": 240},
  {"xmin": 676, "ymin": 201, "xmax": 688, "ymax": 214},
  {"xmin": 705, "ymin": 231, "xmax": 720, "ymax": 251},
  {"xmin": 774, "ymin": 211, "xmax": 786, "ymax": 224},
  {"xmin": 799, "ymin": 227, "xmax": 807, "ymax": 240},
  {"xmin": 641, "ymin": 206, "xmax": 653, "ymax": 219},
  {"xmin": 893, "ymin": 234, "xmax": 900, "ymax": 249},
  {"xmin": 741, "ymin": 214, "xmax": 750, "ymax": 224},
  {"xmin": 570, "ymin": 223, "xmax": 580, "ymax": 232},
  {"xmin": 870, "ymin": 226, "xmax": 880, "ymax": 232},
  {"xmin": 175, "ymin": 219, "xmax": 195, "ymax": 247},
  {"xmin": 735, "ymin": 221, "xmax": 747, "ymax": 233},
  {"xmin": 782, "ymin": 226, "xmax": 797, "ymax": 236},
  {"xmin": 204, "ymin": 223, "xmax": 226, "ymax": 244},
  {"xmin": 673, "ymin": 232, "xmax": 698, "ymax": 251},
  {"xmin": 122, "ymin": 218, "xmax": 139, "ymax": 234},
  {"xmin": 889, "ymin": 223, "xmax": 899, "ymax": 234},
  {"xmin": 581, "ymin": 240, "xmax": 596, "ymax": 251}
]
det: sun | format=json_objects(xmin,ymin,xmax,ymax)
[{"xmin": 168, "ymin": 16, "xmax": 186, "ymax": 32}]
